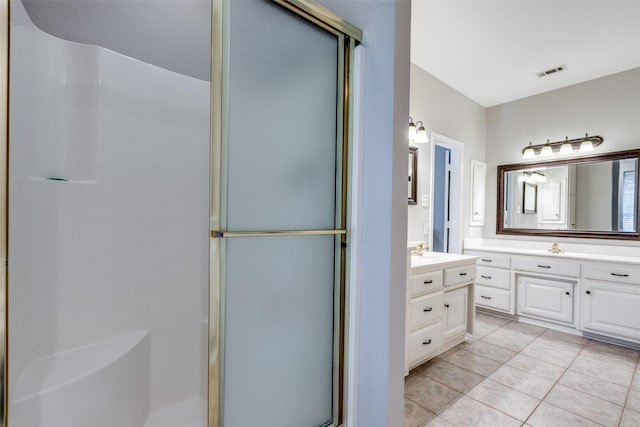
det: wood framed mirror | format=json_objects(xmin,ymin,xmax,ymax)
[
  {"xmin": 409, "ymin": 146, "xmax": 418, "ymax": 205},
  {"xmin": 497, "ymin": 149, "xmax": 640, "ymax": 240}
]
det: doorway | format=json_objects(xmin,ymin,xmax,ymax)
[{"xmin": 430, "ymin": 133, "xmax": 464, "ymax": 254}]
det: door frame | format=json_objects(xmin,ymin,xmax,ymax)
[{"xmin": 429, "ymin": 132, "xmax": 464, "ymax": 254}]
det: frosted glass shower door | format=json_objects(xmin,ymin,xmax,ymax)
[{"xmin": 216, "ymin": 1, "xmax": 346, "ymax": 426}]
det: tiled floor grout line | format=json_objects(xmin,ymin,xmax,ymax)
[
  {"xmin": 520, "ymin": 336, "xmax": 589, "ymax": 427},
  {"xmin": 619, "ymin": 358, "xmax": 640, "ymax": 427}
]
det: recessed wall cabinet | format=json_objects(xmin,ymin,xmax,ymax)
[
  {"xmin": 405, "ymin": 252, "xmax": 476, "ymax": 374},
  {"xmin": 464, "ymin": 242, "xmax": 640, "ymax": 346},
  {"xmin": 469, "ymin": 160, "xmax": 487, "ymax": 226}
]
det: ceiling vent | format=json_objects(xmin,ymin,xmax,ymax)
[{"xmin": 536, "ymin": 64, "xmax": 567, "ymax": 78}]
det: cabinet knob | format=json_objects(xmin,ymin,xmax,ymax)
[
  {"xmin": 423, "ymin": 307, "xmax": 433, "ymax": 312},
  {"xmin": 422, "ymin": 339, "xmax": 432, "ymax": 345},
  {"xmin": 444, "ymin": 303, "xmax": 450, "ymax": 308},
  {"xmin": 424, "ymin": 280, "xmax": 433, "ymax": 284},
  {"xmin": 586, "ymin": 290, "xmax": 591, "ymax": 295},
  {"xmin": 565, "ymin": 291, "xmax": 571, "ymax": 296}
]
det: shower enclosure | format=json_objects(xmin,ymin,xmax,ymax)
[{"xmin": 3, "ymin": 0, "xmax": 361, "ymax": 426}]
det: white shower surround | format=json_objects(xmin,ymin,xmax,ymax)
[{"xmin": 9, "ymin": 1, "xmax": 210, "ymax": 424}]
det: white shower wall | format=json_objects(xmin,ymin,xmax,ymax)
[{"xmin": 9, "ymin": 0, "xmax": 210, "ymax": 416}]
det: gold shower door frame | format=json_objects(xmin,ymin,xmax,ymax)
[
  {"xmin": 209, "ymin": 1, "xmax": 361, "ymax": 426},
  {"xmin": 1, "ymin": 1, "xmax": 8, "ymax": 426}
]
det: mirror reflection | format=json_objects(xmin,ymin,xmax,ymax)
[{"xmin": 502, "ymin": 158, "xmax": 637, "ymax": 233}]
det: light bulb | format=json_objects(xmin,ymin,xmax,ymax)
[
  {"xmin": 580, "ymin": 140, "xmax": 594, "ymax": 153},
  {"xmin": 559, "ymin": 137, "xmax": 573, "ymax": 155},
  {"xmin": 415, "ymin": 121, "xmax": 428, "ymax": 143}
]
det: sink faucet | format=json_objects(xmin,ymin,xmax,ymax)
[{"xmin": 548, "ymin": 242, "xmax": 563, "ymax": 254}]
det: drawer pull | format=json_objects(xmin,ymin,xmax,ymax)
[
  {"xmin": 481, "ymin": 275, "xmax": 492, "ymax": 279},
  {"xmin": 481, "ymin": 259, "xmax": 492, "ymax": 262},
  {"xmin": 444, "ymin": 303, "xmax": 450, "ymax": 308},
  {"xmin": 537, "ymin": 265, "xmax": 552, "ymax": 269},
  {"xmin": 586, "ymin": 290, "xmax": 591, "ymax": 295},
  {"xmin": 459, "ymin": 272, "xmax": 468, "ymax": 276},
  {"xmin": 611, "ymin": 273, "xmax": 630, "ymax": 277},
  {"xmin": 423, "ymin": 307, "xmax": 433, "ymax": 312},
  {"xmin": 423, "ymin": 280, "xmax": 434, "ymax": 284},
  {"xmin": 480, "ymin": 295, "xmax": 492, "ymax": 300},
  {"xmin": 422, "ymin": 339, "xmax": 432, "ymax": 345}
]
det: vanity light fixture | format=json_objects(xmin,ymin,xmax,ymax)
[
  {"xmin": 521, "ymin": 134, "xmax": 603, "ymax": 159},
  {"xmin": 409, "ymin": 117, "xmax": 416, "ymax": 140}
]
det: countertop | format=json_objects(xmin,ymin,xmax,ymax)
[
  {"xmin": 409, "ymin": 251, "xmax": 477, "ymax": 274},
  {"xmin": 464, "ymin": 238, "xmax": 640, "ymax": 266}
]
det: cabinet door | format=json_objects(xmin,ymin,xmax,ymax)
[
  {"xmin": 443, "ymin": 287, "xmax": 468, "ymax": 340},
  {"xmin": 517, "ymin": 276, "xmax": 573, "ymax": 324},
  {"xmin": 582, "ymin": 279, "xmax": 640, "ymax": 341}
]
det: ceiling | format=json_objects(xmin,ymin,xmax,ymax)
[{"xmin": 411, "ymin": 1, "xmax": 640, "ymax": 107}]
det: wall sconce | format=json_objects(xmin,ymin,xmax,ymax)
[
  {"xmin": 521, "ymin": 134, "xmax": 603, "ymax": 159},
  {"xmin": 409, "ymin": 117, "xmax": 429, "ymax": 143}
]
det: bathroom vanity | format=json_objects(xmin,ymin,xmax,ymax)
[
  {"xmin": 464, "ymin": 239, "xmax": 640, "ymax": 348},
  {"xmin": 405, "ymin": 250, "xmax": 477, "ymax": 375}
]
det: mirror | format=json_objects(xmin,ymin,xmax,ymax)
[
  {"xmin": 409, "ymin": 147, "xmax": 418, "ymax": 205},
  {"xmin": 497, "ymin": 149, "xmax": 640, "ymax": 239}
]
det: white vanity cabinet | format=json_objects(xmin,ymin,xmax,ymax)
[
  {"xmin": 465, "ymin": 251, "xmax": 513, "ymax": 314},
  {"xmin": 464, "ymin": 239, "xmax": 640, "ymax": 347},
  {"xmin": 581, "ymin": 264, "xmax": 640, "ymax": 342},
  {"xmin": 405, "ymin": 252, "xmax": 476, "ymax": 374}
]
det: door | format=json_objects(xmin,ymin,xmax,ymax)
[
  {"xmin": 517, "ymin": 276, "xmax": 574, "ymax": 324},
  {"xmin": 582, "ymin": 279, "xmax": 640, "ymax": 341},
  {"xmin": 443, "ymin": 287, "xmax": 468, "ymax": 340},
  {"xmin": 211, "ymin": 2, "xmax": 360, "ymax": 426},
  {"xmin": 538, "ymin": 180, "xmax": 566, "ymax": 224},
  {"xmin": 433, "ymin": 146, "xmax": 451, "ymax": 252}
]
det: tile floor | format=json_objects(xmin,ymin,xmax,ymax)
[{"xmin": 405, "ymin": 312, "xmax": 640, "ymax": 427}]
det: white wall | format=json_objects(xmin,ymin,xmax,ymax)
[
  {"xmin": 408, "ymin": 63, "xmax": 487, "ymax": 247},
  {"xmin": 485, "ymin": 67, "xmax": 640, "ymax": 245}
]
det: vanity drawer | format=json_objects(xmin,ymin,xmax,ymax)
[
  {"xmin": 476, "ymin": 266, "xmax": 511, "ymax": 290},
  {"xmin": 476, "ymin": 285, "xmax": 511, "ymax": 312},
  {"xmin": 408, "ymin": 321, "xmax": 443, "ymax": 366},
  {"xmin": 410, "ymin": 270, "xmax": 443, "ymax": 298},
  {"xmin": 512, "ymin": 257, "xmax": 580, "ymax": 278},
  {"xmin": 468, "ymin": 252, "xmax": 511, "ymax": 270},
  {"xmin": 409, "ymin": 291, "xmax": 444, "ymax": 331},
  {"xmin": 583, "ymin": 264, "xmax": 640, "ymax": 285},
  {"xmin": 445, "ymin": 264, "xmax": 476, "ymax": 287}
]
